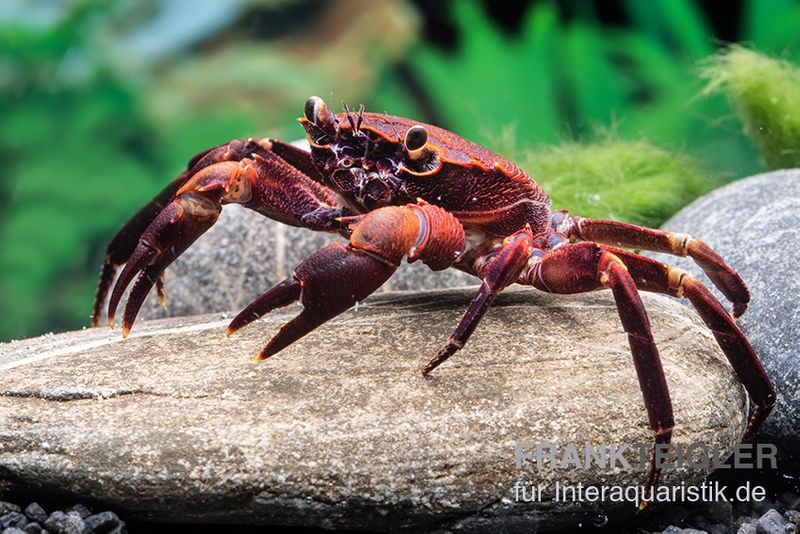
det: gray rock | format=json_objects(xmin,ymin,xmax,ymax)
[
  {"xmin": 785, "ymin": 509, "xmax": 800, "ymax": 526},
  {"xmin": 753, "ymin": 497, "xmax": 776, "ymax": 517},
  {"xmin": 22, "ymin": 504, "xmax": 46, "ymax": 525},
  {"xmin": 0, "ymin": 289, "xmax": 747, "ymax": 531},
  {"xmin": 0, "ymin": 506, "xmax": 19, "ymax": 517},
  {"xmin": 647, "ymin": 170, "xmax": 800, "ymax": 456},
  {"xmin": 44, "ymin": 511, "xmax": 84, "ymax": 534},
  {"xmin": 64, "ymin": 505, "xmax": 90, "ymax": 520},
  {"xmin": 133, "ymin": 204, "xmax": 475, "ymax": 321},
  {"xmin": 756, "ymin": 508, "xmax": 793, "ymax": 534},
  {"xmin": 0, "ymin": 513, "xmax": 26, "ymax": 530},
  {"xmin": 82, "ymin": 511, "xmax": 120, "ymax": 532}
]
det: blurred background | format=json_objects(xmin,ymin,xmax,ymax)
[{"xmin": 1, "ymin": 0, "xmax": 800, "ymax": 342}]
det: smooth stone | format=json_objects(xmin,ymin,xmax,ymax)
[
  {"xmin": 0, "ymin": 289, "xmax": 747, "ymax": 531},
  {"xmin": 135, "ymin": 205, "xmax": 475, "ymax": 321},
  {"xmin": 646, "ymin": 170, "xmax": 800, "ymax": 459}
]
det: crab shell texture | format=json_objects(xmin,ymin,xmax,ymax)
[{"xmin": 301, "ymin": 110, "xmax": 551, "ymax": 240}]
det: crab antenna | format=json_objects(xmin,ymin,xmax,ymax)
[
  {"xmin": 342, "ymin": 101, "xmax": 358, "ymax": 132},
  {"xmin": 384, "ymin": 113, "xmax": 403, "ymax": 142},
  {"xmin": 356, "ymin": 104, "xmax": 365, "ymax": 131}
]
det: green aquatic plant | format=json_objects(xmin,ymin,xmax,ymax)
[
  {"xmin": 702, "ymin": 45, "xmax": 800, "ymax": 169},
  {"xmin": 523, "ymin": 139, "xmax": 710, "ymax": 228},
  {"xmin": 0, "ymin": 7, "xmax": 162, "ymax": 341}
]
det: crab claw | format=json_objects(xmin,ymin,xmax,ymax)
[
  {"xmin": 227, "ymin": 242, "xmax": 396, "ymax": 359},
  {"xmin": 108, "ymin": 194, "xmax": 221, "ymax": 336}
]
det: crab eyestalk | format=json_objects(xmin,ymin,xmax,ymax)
[{"xmin": 303, "ymin": 96, "xmax": 338, "ymax": 146}]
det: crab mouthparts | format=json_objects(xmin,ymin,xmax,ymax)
[{"xmin": 330, "ymin": 168, "xmax": 397, "ymax": 208}]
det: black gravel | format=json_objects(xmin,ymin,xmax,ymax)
[
  {"xmin": 0, "ymin": 501, "xmax": 125, "ymax": 534},
  {"xmin": 617, "ymin": 463, "xmax": 800, "ymax": 534},
  {"xmin": 1, "ymin": 458, "xmax": 798, "ymax": 533},
  {"xmin": 1, "ymin": 493, "xmax": 798, "ymax": 533}
]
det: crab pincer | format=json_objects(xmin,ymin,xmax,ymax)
[
  {"xmin": 226, "ymin": 242, "xmax": 396, "ymax": 359},
  {"xmin": 226, "ymin": 202, "xmax": 466, "ymax": 359},
  {"xmin": 107, "ymin": 192, "xmax": 221, "ymax": 336},
  {"xmin": 106, "ymin": 158, "xmax": 253, "ymax": 335}
]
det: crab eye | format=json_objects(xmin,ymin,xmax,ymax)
[
  {"xmin": 404, "ymin": 125, "xmax": 428, "ymax": 160},
  {"xmin": 304, "ymin": 96, "xmax": 323, "ymax": 124},
  {"xmin": 303, "ymin": 96, "xmax": 337, "ymax": 143}
]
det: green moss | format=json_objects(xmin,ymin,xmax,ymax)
[
  {"xmin": 702, "ymin": 45, "xmax": 800, "ymax": 169},
  {"xmin": 521, "ymin": 140, "xmax": 711, "ymax": 228}
]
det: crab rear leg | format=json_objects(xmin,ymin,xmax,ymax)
[
  {"xmin": 227, "ymin": 202, "xmax": 466, "ymax": 359},
  {"xmin": 596, "ymin": 246, "xmax": 776, "ymax": 443},
  {"xmin": 519, "ymin": 242, "xmax": 674, "ymax": 509},
  {"xmin": 101, "ymin": 140, "xmax": 345, "ymax": 335},
  {"xmin": 563, "ymin": 215, "xmax": 750, "ymax": 317}
]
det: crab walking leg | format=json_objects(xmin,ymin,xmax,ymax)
[
  {"xmin": 93, "ymin": 138, "xmax": 316, "ymax": 326},
  {"xmin": 420, "ymin": 227, "xmax": 534, "ymax": 375},
  {"xmin": 563, "ymin": 215, "xmax": 750, "ymax": 317},
  {"xmin": 596, "ymin": 246, "xmax": 776, "ymax": 442},
  {"xmin": 521, "ymin": 242, "xmax": 675, "ymax": 508},
  {"xmin": 107, "ymin": 148, "xmax": 345, "ymax": 336},
  {"xmin": 227, "ymin": 202, "xmax": 466, "ymax": 360}
]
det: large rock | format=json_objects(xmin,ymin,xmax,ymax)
[
  {"xmin": 647, "ymin": 170, "xmax": 800, "ymax": 460},
  {"xmin": 138, "ymin": 205, "xmax": 475, "ymax": 320},
  {"xmin": 0, "ymin": 289, "xmax": 747, "ymax": 531}
]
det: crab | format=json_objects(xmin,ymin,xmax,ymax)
[{"xmin": 93, "ymin": 96, "xmax": 775, "ymax": 506}]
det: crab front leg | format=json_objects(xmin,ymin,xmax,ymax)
[
  {"xmin": 420, "ymin": 226, "xmax": 535, "ymax": 375},
  {"xmin": 93, "ymin": 138, "xmax": 332, "ymax": 326},
  {"xmin": 226, "ymin": 202, "xmax": 466, "ymax": 359},
  {"xmin": 94, "ymin": 139, "xmax": 259, "ymax": 325},
  {"xmin": 101, "ymin": 141, "xmax": 346, "ymax": 336}
]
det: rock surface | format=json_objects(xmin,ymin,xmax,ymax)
[
  {"xmin": 647, "ymin": 170, "xmax": 800, "ymax": 458},
  {"xmin": 136, "ymin": 204, "xmax": 475, "ymax": 321},
  {"xmin": 0, "ymin": 289, "xmax": 747, "ymax": 531}
]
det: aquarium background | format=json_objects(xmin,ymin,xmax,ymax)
[{"xmin": 1, "ymin": 0, "xmax": 799, "ymax": 342}]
